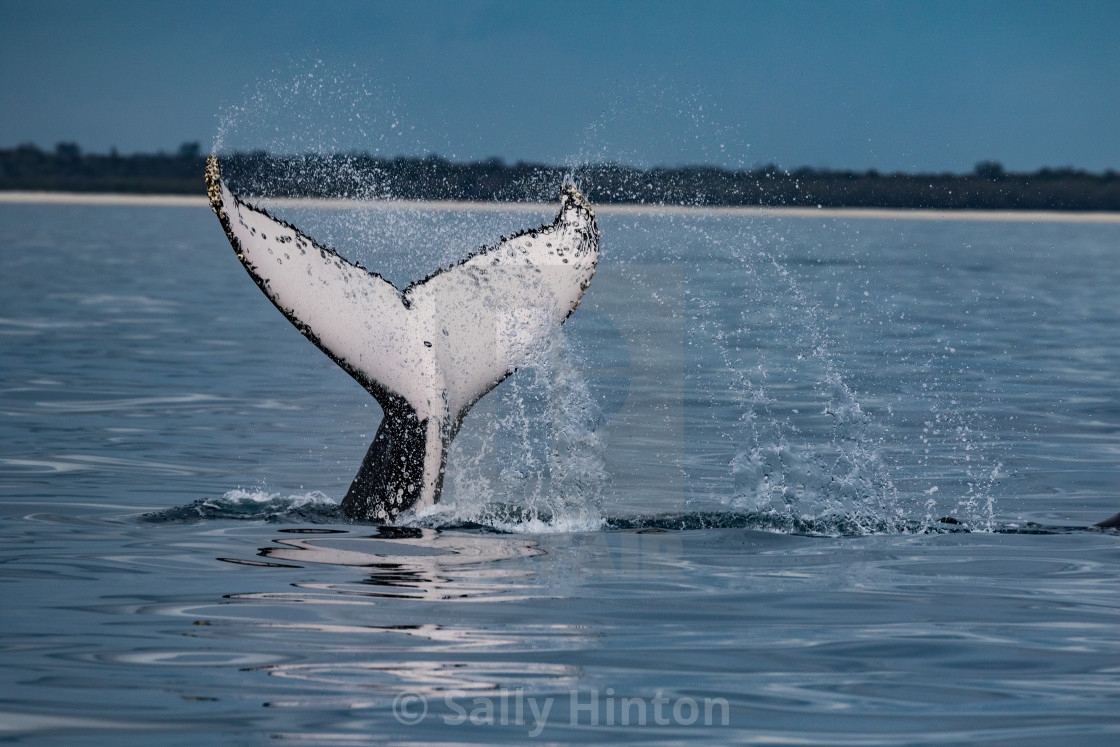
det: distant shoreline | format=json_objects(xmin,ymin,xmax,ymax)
[
  {"xmin": 4, "ymin": 190, "xmax": 1119, "ymax": 223},
  {"xmin": 4, "ymin": 146, "xmax": 1119, "ymax": 213}
]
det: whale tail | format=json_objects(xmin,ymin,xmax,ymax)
[{"xmin": 206, "ymin": 155, "xmax": 599, "ymax": 522}]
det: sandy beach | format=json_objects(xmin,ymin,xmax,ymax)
[{"xmin": 3, "ymin": 190, "xmax": 1120, "ymax": 223}]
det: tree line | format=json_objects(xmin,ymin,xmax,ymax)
[{"xmin": 2, "ymin": 142, "xmax": 1118, "ymax": 211}]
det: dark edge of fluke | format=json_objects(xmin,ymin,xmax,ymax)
[{"xmin": 1095, "ymin": 511, "xmax": 1120, "ymax": 529}]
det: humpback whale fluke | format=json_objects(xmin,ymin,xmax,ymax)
[{"xmin": 206, "ymin": 155, "xmax": 600, "ymax": 522}]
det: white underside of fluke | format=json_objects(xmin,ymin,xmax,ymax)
[{"xmin": 207, "ymin": 156, "xmax": 599, "ymax": 513}]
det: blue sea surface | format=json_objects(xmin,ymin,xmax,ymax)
[{"xmin": 1, "ymin": 201, "xmax": 1119, "ymax": 744}]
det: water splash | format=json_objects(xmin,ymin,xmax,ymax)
[
  {"xmin": 207, "ymin": 65, "xmax": 1002, "ymax": 536},
  {"xmin": 412, "ymin": 334, "xmax": 607, "ymax": 534},
  {"xmin": 142, "ymin": 489, "xmax": 339, "ymax": 523},
  {"xmin": 680, "ymin": 214, "xmax": 998, "ymax": 534},
  {"xmin": 215, "ymin": 60, "xmax": 407, "ymax": 161}
]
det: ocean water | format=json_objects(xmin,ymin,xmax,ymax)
[{"xmin": 1, "ymin": 200, "xmax": 1119, "ymax": 744}]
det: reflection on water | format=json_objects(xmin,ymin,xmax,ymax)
[
  {"xmin": 231, "ymin": 527, "xmax": 546, "ymax": 602},
  {"xmin": 206, "ymin": 527, "xmax": 593, "ymax": 715},
  {"xmin": 261, "ymin": 660, "xmax": 582, "ymax": 701}
]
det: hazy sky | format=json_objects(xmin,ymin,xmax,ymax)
[{"xmin": 2, "ymin": 0, "xmax": 1117, "ymax": 172}]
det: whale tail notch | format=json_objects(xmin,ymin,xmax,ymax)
[{"xmin": 206, "ymin": 155, "xmax": 600, "ymax": 522}]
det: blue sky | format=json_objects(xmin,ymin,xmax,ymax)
[{"xmin": 2, "ymin": 0, "xmax": 1117, "ymax": 172}]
